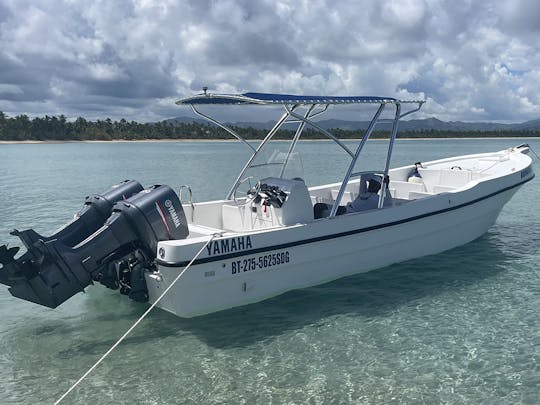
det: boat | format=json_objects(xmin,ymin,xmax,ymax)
[{"xmin": 0, "ymin": 92, "xmax": 535, "ymax": 318}]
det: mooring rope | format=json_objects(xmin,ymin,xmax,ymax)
[{"xmin": 54, "ymin": 233, "xmax": 218, "ymax": 404}]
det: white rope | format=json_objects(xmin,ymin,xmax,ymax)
[{"xmin": 54, "ymin": 234, "xmax": 218, "ymax": 404}]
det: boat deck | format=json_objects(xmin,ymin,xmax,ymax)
[{"xmin": 181, "ymin": 149, "xmax": 519, "ymax": 238}]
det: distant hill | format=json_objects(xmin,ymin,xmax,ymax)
[
  {"xmin": 164, "ymin": 116, "xmax": 209, "ymax": 125},
  {"xmin": 168, "ymin": 116, "xmax": 540, "ymax": 132}
]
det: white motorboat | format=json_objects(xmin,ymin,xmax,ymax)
[{"xmin": 0, "ymin": 92, "xmax": 534, "ymax": 318}]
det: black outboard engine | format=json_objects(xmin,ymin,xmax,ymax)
[
  {"xmin": 13, "ymin": 179, "xmax": 144, "ymax": 249},
  {"xmin": 0, "ymin": 184, "xmax": 189, "ymax": 308}
]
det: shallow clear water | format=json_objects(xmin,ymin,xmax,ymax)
[{"xmin": 0, "ymin": 139, "xmax": 539, "ymax": 404}]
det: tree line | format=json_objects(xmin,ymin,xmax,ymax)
[{"xmin": 1, "ymin": 111, "xmax": 539, "ymax": 141}]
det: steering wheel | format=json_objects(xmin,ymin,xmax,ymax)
[{"xmin": 232, "ymin": 176, "xmax": 260, "ymax": 205}]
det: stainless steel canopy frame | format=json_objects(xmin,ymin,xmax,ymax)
[{"xmin": 176, "ymin": 92, "xmax": 425, "ymax": 217}]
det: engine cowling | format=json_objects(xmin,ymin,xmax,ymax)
[{"xmin": 12, "ymin": 179, "xmax": 144, "ymax": 249}]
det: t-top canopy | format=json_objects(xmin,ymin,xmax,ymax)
[{"xmin": 176, "ymin": 92, "xmax": 422, "ymax": 106}]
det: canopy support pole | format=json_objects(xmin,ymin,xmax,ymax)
[
  {"xmin": 329, "ymin": 103, "xmax": 386, "ymax": 217},
  {"xmin": 284, "ymin": 106, "xmax": 355, "ymax": 158},
  {"xmin": 378, "ymin": 103, "xmax": 401, "ymax": 208},
  {"xmin": 191, "ymin": 105, "xmax": 256, "ymax": 153}
]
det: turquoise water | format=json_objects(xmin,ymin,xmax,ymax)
[{"xmin": 0, "ymin": 139, "xmax": 538, "ymax": 404}]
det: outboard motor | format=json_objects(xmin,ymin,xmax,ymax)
[
  {"xmin": 13, "ymin": 179, "xmax": 144, "ymax": 249},
  {"xmin": 0, "ymin": 184, "xmax": 189, "ymax": 308}
]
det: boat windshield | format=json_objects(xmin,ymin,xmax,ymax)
[{"xmin": 245, "ymin": 145, "xmax": 304, "ymax": 180}]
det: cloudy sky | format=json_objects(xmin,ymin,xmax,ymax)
[{"xmin": 1, "ymin": 0, "xmax": 539, "ymax": 123}]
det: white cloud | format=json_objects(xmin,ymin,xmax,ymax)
[
  {"xmin": 87, "ymin": 63, "xmax": 127, "ymax": 81},
  {"xmin": 0, "ymin": 0, "xmax": 539, "ymax": 122}
]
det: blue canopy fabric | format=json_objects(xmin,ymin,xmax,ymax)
[{"xmin": 176, "ymin": 92, "xmax": 403, "ymax": 105}]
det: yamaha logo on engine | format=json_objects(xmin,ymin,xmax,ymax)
[{"xmin": 164, "ymin": 199, "xmax": 182, "ymax": 228}]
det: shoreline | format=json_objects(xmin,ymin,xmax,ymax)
[{"xmin": 1, "ymin": 137, "xmax": 540, "ymax": 144}]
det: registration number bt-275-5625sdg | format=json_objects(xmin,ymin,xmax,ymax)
[{"xmin": 231, "ymin": 251, "xmax": 290, "ymax": 274}]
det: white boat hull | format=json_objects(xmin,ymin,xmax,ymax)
[
  {"xmin": 147, "ymin": 158, "xmax": 531, "ymax": 317},
  {"xmin": 3, "ymin": 93, "xmax": 534, "ymax": 319}
]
